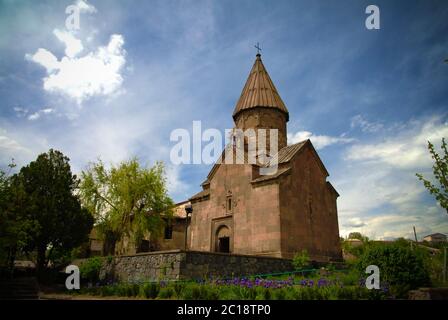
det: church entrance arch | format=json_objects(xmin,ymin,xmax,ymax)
[
  {"xmin": 211, "ymin": 216, "xmax": 233, "ymax": 253},
  {"xmin": 216, "ymin": 225, "xmax": 230, "ymax": 253}
]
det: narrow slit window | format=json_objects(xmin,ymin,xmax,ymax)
[{"xmin": 164, "ymin": 225, "xmax": 173, "ymax": 239}]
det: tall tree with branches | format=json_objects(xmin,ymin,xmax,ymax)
[
  {"xmin": 79, "ymin": 159, "xmax": 174, "ymax": 255},
  {"xmin": 5, "ymin": 150, "xmax": 94, "ymax": 274},
  {"xmin": 416, "ymin": 138, "xmax": 448, "ymax": 214}
]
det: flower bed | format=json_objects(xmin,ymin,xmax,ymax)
[{"xmin": 75, "ymin": 272, "xmax": 391, "ymax": 300}]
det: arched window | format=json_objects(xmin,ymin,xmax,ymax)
[{"xmin": 227, "ymin": 197, "xmax": 232, "ymax": 213}]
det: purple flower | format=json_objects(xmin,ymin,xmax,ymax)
[{"xmin": 317, "ymin": 278, "xmax": 328, "ymax": 287}]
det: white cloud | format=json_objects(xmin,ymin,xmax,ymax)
[
  {"xmin": 53, "ymin": 29, "xmax": 83, "ymax": 58},
  {"xmin": 0, "ymin": 129, "xmax": 36, "ymax": 166},
  {"xmin": 41, "ymin": 108, "xmax": 54, "ymax": 114},
  {"xmin": 27, "ymin": 31, "xmax": 126, "ymax": 104},
  {"xmin": 13, "ymin": 107, "xmax": 29, "ymax": 118},
  {"xmin": 343, "ymin": 217, "xmax": 367, "ymax": 228},
  {"xmin": 27, "ymin": 108, "xmax": 55, "ymax": 121},
  {"xmin": 26, "ymin": 48, "xmax": 59, "ymax": 72},
  {"xmin": 0, "ymin": 134, "xmax": 28, "ymax": 153},
  {"xmin": 340, "ymin": 206, "xmax": 447, "ymax": 241},
  {"xmin": 288, "ymin": 130, "xmax": 355, "ymax": 149},
  {"xmin": 345, "ymin": 116, "xmax": 448, "ymax": 169},
  {"xmin": 336, "ymin": 116, "xmax": 448, "ymax": 240},
  {"xmin": 28, "ymin": 113, "xmax": 40, "ymax": 121},
  {"xmin": 350, "ymin": 114, "xmax": 384, "ymax": 133},
  {"xmin": 165, "ymin": 165, "xmax": 189, "ymax": 197}
]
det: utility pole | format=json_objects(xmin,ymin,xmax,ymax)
[
  {"xmin": 184, "ymin": 204, "xmax": 193, "ymax": 251},
  {"xmin": 444, "ymin": 247, "xmax": 447, "ymax": 284},
  {"xmin": 413, "ymin": 226, "xmax": 418, "ymax": 243}
]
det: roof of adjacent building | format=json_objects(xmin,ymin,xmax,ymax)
[
  {"xmin": 172, "ymin": 200, "xmax": 192, "ymax": 218},
  {"xmin": 424, "ymin": 233, "xmax": 447, "ymax": 238},
  {"xmin": 232, "ymin": 54, "xmax": 289, "ymax": 121},
  {"xmin": 189, "ymin": 189, "xmax": 210, "ymax": 201}
]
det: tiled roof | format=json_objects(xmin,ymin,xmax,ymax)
[
  {"xmin": 233, "ymin": 54, "xmax": 289, "ymax": 120},
  {"xmin": 189, "ymin": 189, "xmax": 210, "ymax": 201},
  {"xmin": 276, "ymin": 140, "xmax": 308, "ymax": 164},
  {"xmin": 263, "ymin": 140, "xmax": 307, "ymax": 167},
  {"xmin": 266, "ymin": 139, "xmax": 329, "ymax": 177}
]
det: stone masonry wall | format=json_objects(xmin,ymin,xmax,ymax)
[
  {"xmin": 82, "ymin": 250, "xmax": 293, "ymax": 283},
  {"xmin": 180, "ymin": 251, "xmax": 292, "ymax": 280}
]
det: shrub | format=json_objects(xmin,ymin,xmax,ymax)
[
  {"xmin": 79, "ymin": 256, "xmax": 103, "ymax": 283},
  {"xmin": 340, "ymin": 269, "xmax": 360, "ymax": 286},
  {"xmin": 283, "ymin": 287, "xmax": 300, "ymax": 300},
  {"xmin": 178, "ymin": 283, "xmax": 222, "ymax": 300},
  {"xmin": 158, "ymin": 286, "xmax": 175, "ymax": 299},
  {"xmin": 100, "ymin": 285, "xmax": 116, "ymax": 296},
  {"xmin": 140, "ymin": 282, "xmax": 160, "ymax": 299},
  {"xmin": 127, "ymin": 283, "xmax": 140, "ymax": 297},
  {"xmin": 173, "ymin": 282, "xmax": 185, "ymax": 298},
  {"xmin": 356, "ymin": 243, "xmax": 430, "ymax": 297},
  {"xmin": 254, "ymin": 287, "xmax": 271, "ymax": 300},
  {"xmin": 206, "ymin": 286, "xmax": 221, "ymax": 300},
  {"xmin": 232, "ymin": 286, "xmax": 256, "ymax": 300},
  {"xmin": 271, "ymin": 288, "xmax": 287, "ymax": 300},
  {"xmin": 217, "ymin": 285, "xmax": 240, "ymax": 300},
  {"xmin": 336, "ymin": 286, "xmax": 360, "ymax": 300},
  {"xmin": 293, "ymin": 250, "xmax": 310, "ymax": 270},
  {"xmin": 181, "ymin": 283, "xmax": 204, "ymax": 300}
]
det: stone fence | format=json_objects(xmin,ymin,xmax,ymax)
[{"xmin": 74, "ymin": 250, "xmax": 294, "ymax": 283}]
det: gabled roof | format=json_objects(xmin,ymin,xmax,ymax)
[
  {"xmin": 265, "ymin": 140, "xmax": 329, "ymax": 177},
  {"xmin": 189, "ymin": 140, "xmax": 335, "ymax": 200},
  {"xmin": 275, "ymin": 140, "xmax": 308, "ymax": 164},
  {"xmin": 206, "ymin": 143, "xmax": 248, "ymax": 181},
  {"xmin": 203, "ymin": 139, "xmax": 328, "ymax": 189},
  {"xmin": 233, "ymin": 54, "xmax": 289, "ymax": 121}
]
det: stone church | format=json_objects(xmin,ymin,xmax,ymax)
[
  {"xmin": 187, "ymin": 53, "xmax": 342, "ymax": 262},
  {"xmin": 88, "ymin": 53, "xmax": 342, "ymax": 262}
]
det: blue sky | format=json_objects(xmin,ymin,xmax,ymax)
[{"xmin": 0, "ymin": 0, "xmax": 447, "ymax": 240}]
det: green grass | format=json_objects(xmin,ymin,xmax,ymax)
[{"xmin": 73, "ymin": 270, "xmax": 389, "ymax": 300}]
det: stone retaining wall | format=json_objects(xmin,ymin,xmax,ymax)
[{"xmin": 76, "ymin": 250, "xmax": 293, "ymax": 283}]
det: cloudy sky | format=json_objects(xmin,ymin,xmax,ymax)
[{"xmin": 1, "ymin": 0, "xmax": 447, "ymax": 240}]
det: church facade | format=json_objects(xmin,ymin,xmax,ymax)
[{"xmin": 188, "ymin": 54, "xmax": 342, "ymax": 261}]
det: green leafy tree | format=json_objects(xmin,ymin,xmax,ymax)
[
  {"xmin": 348, "ymin": 232, "xmax": 369, "ymax": 243},
  {"xmin": 416, "ymin": 138, "xmax": 448, "ymax": 214},
  {"xmin": 79, "ymin": 158, "xmax": 173, "ymax": 255},
  {"xmin": 356, "ymin": 242, "xmax": 430, "ymax": 297},
  {"xmin": 79, "ymin": 256, "xmax": 104, "ymax": 283},
  {"xmin": 0, "ymin": 167, "xmax": 13, "ymax": 268},
  {"xmin": 0, "ymin": 162, "xmax": 38, "ymax": 274},
  {"xmin": 15, "ymin": 149, "xmax": 94, "ymax": 273}
]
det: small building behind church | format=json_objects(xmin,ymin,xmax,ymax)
[{"xmin": 423, "ymin": 233, "xmax": 447, "ymax": 243}]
